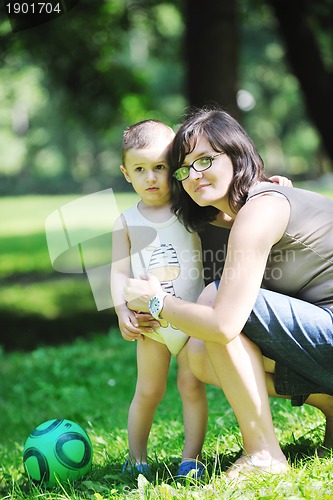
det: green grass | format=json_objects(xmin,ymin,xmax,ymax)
[
  {"xmin": 0, "ymin": 333, "xmax": 332, "ymax": 499},
  {"xmin": 0, "ymin": 193, "xmax": 139, "ymax": 350},
  {"xmin": 1, "ymin": 193, "xmax": 139, "ymax": 278},
  {"xmin": 1, "ymin": 191, "xmax": 333, "ymax": 498}
]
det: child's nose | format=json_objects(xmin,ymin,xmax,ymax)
[{"xmin": 147, "ymin": 170, "xmax": 156, "ymax": 181}]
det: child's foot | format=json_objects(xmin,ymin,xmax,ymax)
[
  {"xmin": 226, "ymin": 454, "xmax": 289, "ymax": 480},
  {"xmin": 176, "ymin": 459, "xmax": 205, "ymax": 480},
  {"xmin": 122, "ymin": 460, "xmax": 152, "ymax": 477}
]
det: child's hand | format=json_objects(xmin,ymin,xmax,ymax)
[
  {"xmin": 117, "ymin": 306, "xmax": 144, "ymax": 341},
  {"xmin": 269, "ymin": 175, "xmax": 293, "ymax": 187},
  {"xmin": 117, "ymin": 306, "xmax": 158, "ymax": 342},
  {"xmin": 135, "ymin": 312, "xmax": 161, "ymax": 329}
]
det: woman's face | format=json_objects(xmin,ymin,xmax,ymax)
[{"xmin": 181, "ymin": 135, "xmax": 234, "ymax": 215}]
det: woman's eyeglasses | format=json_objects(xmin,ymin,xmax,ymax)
[{"xmin": 173, "ymin": 153, "xmax": 223, "ymax": 181}]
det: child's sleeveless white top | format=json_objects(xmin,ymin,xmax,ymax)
[{"xmin": 122, "ymin": 204, "xmax": 205, "ymax": 355}]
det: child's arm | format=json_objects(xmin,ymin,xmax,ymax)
[
  {"xmin": 111, "ymin": 215, "xmax": 144, "ymax": 341},
  {"xmin": 269, "ymin": 175, "xmax": 293, "ymax": 187}
]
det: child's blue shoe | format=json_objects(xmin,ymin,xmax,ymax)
[
  {"xmin": 122, "ymin": 460, "xmax": 151, "ymax": 476},
  {"xmin": 176, "ymin": 459, "xmax": 205, "ymax": 479}
]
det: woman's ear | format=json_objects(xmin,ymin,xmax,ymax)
[{"xmin": 120, "ymin": 165, "xmax": 132, "ymax": 183}]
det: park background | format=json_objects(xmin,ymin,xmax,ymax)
[{"xmin": 1, "ymin": 0, "xmax": 333, "ymax": 498}]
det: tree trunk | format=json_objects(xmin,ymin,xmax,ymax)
[
  {"xmin": 268, "ymin": 0, "xmax": 333, "ymax": 166},
  {"xmin": 185, "ymin": 0, "xmax": 239, "ymax": 119}
]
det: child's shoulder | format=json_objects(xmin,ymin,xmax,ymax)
[{"xmin": 113, "ymin": 212, "xmax": 128, "ymax": 231}]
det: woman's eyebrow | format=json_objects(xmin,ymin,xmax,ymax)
[{"xmin": 182, "ymin": 151, "xmax": 216, "ymax": 165}]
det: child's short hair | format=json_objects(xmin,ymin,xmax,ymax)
[{"xmin": 122, "ymin": 119, "xmax": 174, "ymax": 165}]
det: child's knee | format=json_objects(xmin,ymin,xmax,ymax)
[
  {"xmin": 135, "ymin": 380, "xmax": 166, "ymax": 404},
  {"xmin": 177, "ymin": 366, "xmax": 204, "ymax": 399}
]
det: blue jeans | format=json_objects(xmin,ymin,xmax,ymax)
[
  {"xmin": 245, "ymin": 289, "xmax": 333, "ymax": 405},
  {"xmin": 215, "ymin": 283, "xmax": 333, "ymax": 406}
]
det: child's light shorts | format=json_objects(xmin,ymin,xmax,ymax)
[
  {"xmin": 243, "ymin": 288, "xmax": 333, "ymax": 406},
  {"xmin": 143, "ymin": 324, "xmax": 189, "ymax": 357}
]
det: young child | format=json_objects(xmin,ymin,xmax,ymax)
[{"xmin": 111, "ymin": 120, "xmax": 208, "ymax": 479}]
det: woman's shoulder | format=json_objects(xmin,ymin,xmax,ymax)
[
  {"xmin": 232, "ymin": 191, "xmax": 290, "ymax": 247},
  {"xmin": 247, "ymin": 182, "xmax": 289, "ymax": 200}
]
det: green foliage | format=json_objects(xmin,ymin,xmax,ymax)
[
  {"xmin": 239, "ymin": 0, "xmax": 323, "ymax": 177},
  {"xmin": 0, "ymin": 0, "xmax": 186, "ymax": 194},
  {"xmin": 0, "ymin": 0, "xmax": 332, "ymax": 195}
]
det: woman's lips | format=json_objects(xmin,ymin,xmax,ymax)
[{"xmin": 195, "ymin": 183, "xmax": 210, "ymax": 192}]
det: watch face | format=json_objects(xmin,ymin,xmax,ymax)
[
  {"xmin": 148, "ymin": 294, "xmax": 168, "ymax": 327},
  {"xmin": 150, "ymin": 297, "xmax": 160, "ymax": 315}
]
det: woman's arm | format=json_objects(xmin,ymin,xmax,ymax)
[{"xmin": 125, "ymin": 195, "xmax": 290, "ymax": 344}]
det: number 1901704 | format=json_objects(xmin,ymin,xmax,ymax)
[{"xmin": 6, "ymin": 3, "xmax": 61, "ymax": 14}]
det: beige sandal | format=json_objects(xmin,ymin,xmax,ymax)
[{"xmin": 226, "ymin": 454, "xmax": 290, "ymax": 480}]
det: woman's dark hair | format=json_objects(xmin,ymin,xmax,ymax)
[{"xmin": 169, "ymin": 108, "xmax": 271, "ymax": 232}]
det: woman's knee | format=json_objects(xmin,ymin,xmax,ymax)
[
  {"xmin": 197, "ymin": 281, "xmax": 218, "ymax": 306},
  {"xmin": 187, "ymin": 338, "xmax": 222, "ymax": 387}
]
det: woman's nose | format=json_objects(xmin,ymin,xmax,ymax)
[{"xmin": 188, "ymin": 166, "xmax": 202, "ymax": 181}]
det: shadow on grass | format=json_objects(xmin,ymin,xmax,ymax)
[
  {"xmin": 0, "ymin": 309, "xmax": 117, "ymax": 351},
  {"xmin": 68, "ymin": 441, "xmax": 315, "ymax": 490}
]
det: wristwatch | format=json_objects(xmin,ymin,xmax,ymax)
[{"xmin": 148, "ymin": 292, "xmax": 168, "ymax": 323}]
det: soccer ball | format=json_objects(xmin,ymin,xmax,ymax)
[{"xmin": 23, "ymin": 419, "xmax": 93, "ymax": 488}]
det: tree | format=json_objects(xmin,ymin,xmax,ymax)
[
  {"xmin": 184, "ymin": 0, "xmax": 333, "ymax": 170},
  {"xmin": 0, "ymin": 0, "xmax": 332, "ymax": 194},
  {"xmin": 267, "ymin": 0, "xmax": 333, "ymax": 162},
  {"xmin": 185, "ymin": 0, "xmax": 240, "ymax": 119}
]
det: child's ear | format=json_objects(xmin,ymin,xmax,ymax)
[{"xmin": 120, "ymin": 165, "xmax": 131, "ymax": 183}]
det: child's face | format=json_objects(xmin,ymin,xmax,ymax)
[{"xmin": 121, "ymin": 135, "xmax": 173, "ymax": 206}]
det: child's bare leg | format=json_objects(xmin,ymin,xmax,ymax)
[
  {"xmin": 177, "ymin": 344, "xmax": 208, "ymax": 462},
  {"xmin": 127, "ymin": 337, "xmax": 171, "ymax": 464}
]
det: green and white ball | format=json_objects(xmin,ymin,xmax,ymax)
[{"xmin": 23, "ymin": 419, "xmax": 93, "ymax": 488}]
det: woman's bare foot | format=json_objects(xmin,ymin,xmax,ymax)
[{"xmin": 226, "ymin": 453, "xmax": 290, "ymax": 480}]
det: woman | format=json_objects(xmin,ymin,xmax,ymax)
[{"xmin": 124, "ymin": 108, "xmax": 333, "ymax": 478}]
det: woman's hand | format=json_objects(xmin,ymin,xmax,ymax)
[{"xmin": 124, "ymin": 274, "xmax": 163, "ymax": 312}]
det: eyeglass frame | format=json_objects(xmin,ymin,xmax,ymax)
[{"xmin": 173, "ymin": 153, "xmax": 223, "ymax": 181}]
